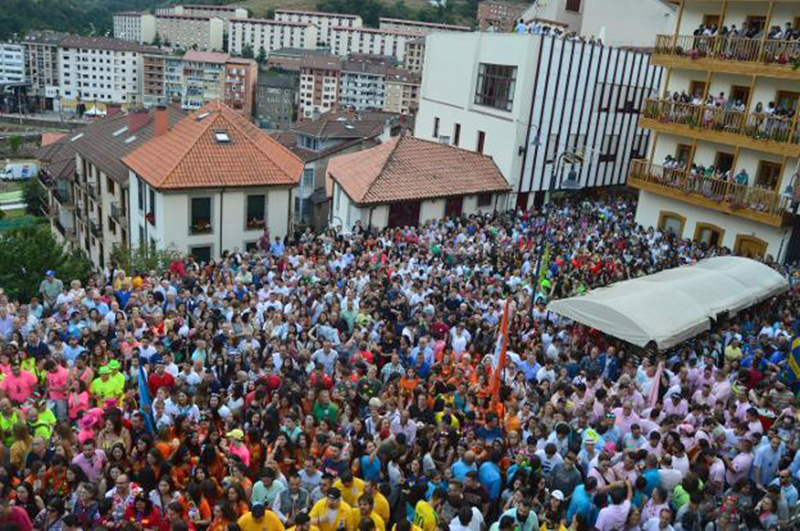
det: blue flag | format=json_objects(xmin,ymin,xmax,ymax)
[{"xmin": 138, "ymin": 364, "xmax": 156, "ymax": 434}]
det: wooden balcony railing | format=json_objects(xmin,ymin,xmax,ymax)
[
  {"xmin": 654, "ymin": 34, "xmax": 800, "ymax": 69},
  {"xmin": 642, "ymin": 99, "xmax": 800, "ymax": 146},
  {"xmin": 629, "ymin": 160, "xmax": 788, "ymax": 221}
]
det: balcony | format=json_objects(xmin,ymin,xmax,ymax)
[
  {"xmin": 86, "ymin": 182, "xmax": 98, "ymax": 198},
  {"xmin": 653, "ymin": 34, "xmax": 800, "ymax": 80},
  {"xmin": 90, "ymin": 219, "xmax": 102, "ymax": 238},
  {"xmin": 628, "ymin": 160, "xmax": 788, "ymax": 228},
  {"xmin": 111, "ymin": 201, "xmax": 127, "ymax": 224},
  {"xmin": 53, "ymin": 188, "xmax": 74, "ymax": 208},
  {"xmin": 641, "ymin": 99, "xmax": 800, "ymax": 157}
]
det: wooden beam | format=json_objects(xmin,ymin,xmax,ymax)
[
  {"xmin": 731, "ymin": 146, "xmax": 741, "ymax": 177},
  {"xmin": 718, "ymin": 0, "xmax": 729, "ymax": 30},
  {"xmin": 745, "ymin": 74, "xmax": 757, "ymax": 112},
  {"xmin": 701, "ymin": 70, "xmax": 712, "ymax": 101},
  {"xmin": 649, "ymin": 132, "xmax": 659, "ymax": 161},
  {"xmin": 662, "ymin": 69, "xmax": 673, "ymax": 99},
  {"xmin": 758, "ymin": 0, "xmax": 776, "ymax": 60},
  {"xmin": 673, "ymin": 0, "xmax": 685, "ymax": 47}
]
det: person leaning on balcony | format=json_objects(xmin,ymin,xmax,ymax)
[{"xmin": 735, "ymin": 169, "xmax": 749, "ymax": 186}]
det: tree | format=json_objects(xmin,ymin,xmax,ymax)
[
  {"xmin": 153, "ymin": 32, "xmax": 162, "ymax": 47},
  {"xmin": 109, "ymin": 244, "xmax": 178, "ymax": 275},
  {"xmin": 22, "ymin": 177, "xmax": 46, "ymax": 217},
  {"xmin": 0, "ymin": 225, "xmax": 92, "ymax": 301},
  {"xmin": 242, "ymin": 43, "xmax": 254, "ymax": 59},
  {"xmin": 256, "ymin": 46, "xmax": 267, "ymax": 66},
  {"xmin": 8, "ymin": 135, "xmax": 21, "ymax": 156}
]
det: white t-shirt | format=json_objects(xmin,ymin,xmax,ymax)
[{"xmin": 449, "ymin": 507, "xmax": 484, "ymax": 531}]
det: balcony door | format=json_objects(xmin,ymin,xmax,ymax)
[
  {"xmin": 694, "ymin": 222, "xmax": 725, "ymax": 247},
  {"xmin": 745, "ymin": 16, "xmax": 766, "ymax": 33},
  {"xmin": 756, "ymin": 161, "xmax": 782, "ymax": 190},
  {"xmin": 676, "ymin": 144, "xmax": 693, "ymax": 166},
  {"xmin": 714, "ymin": 152, "xmax": 735, "ymax": 173},
  {"xmin": 703, "ymin": 15, "xmax": 720, "ymax": 28},
  {"xmin": 730, "ymin": 85, "xmax": 750, "ymax": 106},
  {"xmin": 735, "ymin": 235, "xmax": 767, "ymax": 259},
  {"xmin": 776, "ymin": 91, "xmax": 800, "ymax": 113},
  {"xmin": 689, "ymin": 80, "xmax": 707, "ymax": 99}
]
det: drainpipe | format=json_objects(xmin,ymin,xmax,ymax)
[
  {"xmin": 219, "ymin": 187, "xmax": 225, "ymax": 256},
  {"xmin": 287, "ymin": 186, "xmax": 293, "ymax": 241}
]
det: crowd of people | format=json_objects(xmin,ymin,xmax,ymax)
[
  {"xmin": 0, "ymin": 195, "xmax": 799, "ymax": 531},
  {"xmin": 511, "ymin": 19, "xmax": 603, "ymax": 45},
  {"xmin": 693, "ymin": 22, "xmax": 800, "ymax": 43}
]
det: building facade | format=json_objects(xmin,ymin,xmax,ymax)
[
  {"xmin": 385, "ymin": 69, "xmax": 421, "ymax": 115},
  {"xmin": 224, "ymin": 57, "xmax": 257, "ymax": 116},
  {"xmin": 142, "ymin": 53, "xmax": 166, "ymax": 107},
  {"xmin": 299, "ymin": 56, "xmax": 342, "ymax": 120},
  {"xmin": 113, "ymin": 12, "xmax": 157, "ymax": 44},
  {"xmin": 629, "ymin": 0, "xmax": 800, "ymax": 262},
  {"xmin": 181, "ymin": 51, "xmax": 227, "ymax": 111},
  {"xmin": 229, "ymin": 19, "xmax": 319, "ymax": 57},
  {"xmin": 156, "ymin": 14, "xmax": 224, "ymax": 51},
  {"xmin": 403, "ymin": 38, "xmax": 426, "ymax": 73},
  {"xmin": 58, "ymin": 36, "xmax": 158, "ymax": 112},
  {"xmin": 255, "ymin": 70, "xmax": 298, "ymax": 130},
  {"xmin": 22, "ymin": 31, "xmax": 67, "ymax": 110},
  {"xmin": 477, "ymin": 1, "xmax": 528, "ymax": 32},
  {"xmin": 0, "ymin": 43, "xmax": 25, "ymax": 84},
  {"xmin": 155, "ymin": 4, "xmax": 248, "ymax": 33},
  {"xmin": 274, "ymin": 9, "xmax": 363, "ymax": 46},
  {"xmin": 330, "ymin": 27, "xmax": 416, "ymax": 63},
  {"xmin": 415, "ymin": 32, "xmax": 662, "ymax": 209},
  {"xmin": 340, "ymin": 60, "xmax": 388, "ymax": 111}
]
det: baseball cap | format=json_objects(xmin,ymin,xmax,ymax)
[
  {"xmin": 551, "ymin": 490, "xmax": 565, "ymax": 501},
  {"xmin": 98, "ymin": 366, "xmax": 111, "ymax": 375},
  {"xmin": 226, "ymin": 429, "xmax": 244, "ymax": 441},
  {"xmin": 45, "ymin": 270, "xmax": 55, "ymax": 277},
  {"xmin": 251, "ymin": 503, "xmax": 265, "ymax": 518},
  {"xmin": 327, "ymin": 488, "xmax": 342, "ymax": 500}
]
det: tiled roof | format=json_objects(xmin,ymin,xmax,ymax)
[
  {"xmin": 272, "ymin": 130, "xmax": 376, "ymax": 164},
  {"xmin": 69, "ymin": 105, "xmax": 186, "ymax": 184},
  {"xmin": 123, "ymin": 101, "xmax": 304, "ymax": 190},
  {"xmin": 378, "ymin": 17, "xmax": 471, "ymax": 30},
  {"xmin": 41, "ymin": 133, "xmax": 66, "ymax": 147},
  {"xmin": 60, "ymin": 35, "xmax": 160, "ymax": 54},
  {"xmin": 326, "ymin": 135, "xmax": 510, "ymax": 206},
  {"xmin": 35, "ymin": 135, "xmax": 77, "ymax": 181},
  {"xmin": 21, "ymin": 30, "xmax": 68, "ymax": 45},
  {"xmin": 183, "ymin": 50, "xmax": 229, "ymax": 63},
  {"xmin": 275, "ymin": 8, "xmax": 360, "ymax": 19},
  {"xmin": 292, "ymin": 110, "xmax": 396, "ymax": 140}
]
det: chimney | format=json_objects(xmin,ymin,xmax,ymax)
[{"xmin": 154, "ymin": 105, "xmax": 169, "ymax": 138}]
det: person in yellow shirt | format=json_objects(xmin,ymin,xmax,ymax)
[
  {"xmin": 350, "ymin": 496, "xmax": 384, "ymax": 531},
  {"xmin": 309, "ymin": 488, "xmax": 354, "ymax": 531},
  {"xmin": 90, "ymin": 366, "xmax": 119, "ymax": 404},
  {"xmin": 286, "ymin": 513, "xmax": 319, "ymax": 531},
  {"xmin": 107, "ymin": 360, "xmax": 125, "ymax": 400},
  {"xmin": 412, "ymin": 489, "xmax": 442, "ymax": 531},
  {"xmin": 237, "ymin": 503, "xmax": 285, "ymax": 531},
  {"xmin": 332, "ymin": 473, "xmax": 365, "ymax": 509},
  {"xmin": 392, "ymin": 521, "xmax": 423, "ymax": 531},
  {"xmin": 363, "ymin": 481, "xmax": 389, "ymax": 524}
]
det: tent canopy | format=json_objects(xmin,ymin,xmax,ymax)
[{"xmin": 547, "ymin": 257, "xmax": 789, "ymax": 350}]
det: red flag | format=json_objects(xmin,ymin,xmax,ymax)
[{"xmin": 490, "ymin": 299, "xmax": 511, "ymax": 404}]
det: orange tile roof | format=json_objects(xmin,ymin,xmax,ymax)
[
  {"xmin": 326, "ymin": 135, "xmax": 510, "ymax": 206},
  {"xmin": 40, "ymin": 132, "xmax": 66, "ymax": 147},
  {"xmin": 123, "ymin": 101, "xmax": 303, "ymax": 190}
]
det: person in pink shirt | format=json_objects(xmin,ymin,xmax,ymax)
[
  {"xmin": 0, "ymin": 362, "xmax": 37, "ymax": 404},
  {"xmin": 723, "ymin": 437, "xmax": 754, "ymax": 487},
  {"xmin": 595, "ymin": 480, "xmax": 632, "ymax": 531},
  {"xmin": 45, "ymin": 359, "xmax": 70, "ymax": 421},
  {"xmin": 68, "ymin": 379, "xmax": 91, "ymax": 421},
  {"xmin": 225, "ymin": 429, "xmax": 251, "ymax": 467},
  {"xmin": 613, "ymin": 401, "xmax": 641, "ymax": 435}
]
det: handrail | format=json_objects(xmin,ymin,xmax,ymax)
[
  {"xmin": 643, "ymin": 99, "xmax": 798, "ymax": 145},
  {"xmin": 654, "ymin": 34, "xmax": 800, "ymax": 67},
  {"xmin": 629, "ymin": 160, "xmax": 787, "ymax": 218}
]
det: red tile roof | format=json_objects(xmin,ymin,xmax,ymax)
[
  {"xmin": 40, "ymin": 133, "xmax": 66, "ymax": 147},
  {"xmin": 326, "ymin": 135, "xmax": 510, "ymax": 205},
  {"xmin": 123, "ymin": 101, "xmax": 303, "ymax": 190}
]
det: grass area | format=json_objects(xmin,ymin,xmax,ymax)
[
  {"xmin": 2, "ymin": 208, "xmax": 27, "ymax": 219},
  {"xmin": 0, "ymin": 181, "xmax": 23, "ymax": 194}
]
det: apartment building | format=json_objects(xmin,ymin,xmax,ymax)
[
  {"xmin": 164, "ymin": 56, "xmax": 184, "ymax": 103},
  {"xmin": 156, "ymin": 4, "xmax": 249, "ymax": 33},
  {"xmin": 181, "ymin": 51, "xmax": 227, "ymax": 111},
  {"xmin": 378, "ymin": 17, "xmax": 471, "ymax": 36},
  {"xmin": 266, "ymin": 48, "xmax": 337, "ymax": 72},
  {"xmin": 123, "ymin": 101, "xmax": 303, "ymax": 260},
  {"xmin": 330, "ymin": 27, "xmax": 416, "ymax": 63},
  {"xmin": 58, "ymin": 36, "xmax": 158, "ymax": 112},
  {"xmin": 629, "ymin": 0, "xmax": 800, "ymax": 262},
  {"xmin": 42, "ymin": 105, "xmax": 185, "ymax": 268},
  {"xmin": 156, "ymin": 14, "xmax": 224, "ymax": 51},
  {"xmin": 274, "ymin": 9, "xmax": 363, "ymax": 46},
  {"xmin": 22, "ymin": 31, "xmax": 67, "ymax": 110},
  {"xmin": 0, "ymin": 43, "xmax": 25, "ymax": 84},
  {"xmin": 340, "ymin": 60, "xmax": 388, "ymax": 111},
  {"xmin": 299, "ymin": 55, "xmax": 342, "ymax": 119},
  {"xmin": 385, "ymin": 69, "xmax": 421, "ymax": 115},
  {"xmin": 113, "ymin": 12, "xmax": 157, "ymax": 44},
  {"xmin": 142, "ymin": 54, "xmax": 166, "ymax": 107},
  {"xmin": 403, "ymin": 38, "xmax": 426, "ymax": 73},
  {"xmin": 416, "ymin": 32, "xmax": 662, "ymax": 209},
  {"xmin": 229, "ymin": 18, "xmax": 319, "ymax": 56},
  {"xmin": 477, "ymin": 1, "xmax": 528, "ymax": 32},
  {"xmin": 255, "ymin": 69, "xmax": 298, "ymax": 130},
  {"xmin": 224, "ymin": 57, "xmax": 257, "ymax": 116}
]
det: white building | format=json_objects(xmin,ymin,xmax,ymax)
[
  {"xmin": 330, "ymin": 27, "xmax": 416, "ymax": 63},
  {"xmin": 21, "ymin": 31, "xmax": 67, "ymax": 110},
  {"xmin": 228, "ymin": 18, "xmax": 319, "ymax": 56},
  {"xmin": 156, "ymin": 14, "xmax": 224, "ymax": 51},
  {"xmin": 629, "ymin": 0, "xmax": 800, "ymax": 262},
  {"xmin": 274, "ymin": 9, "xmax": 363, "ymax": 46},
  {"xmin": 0, "ymin": 43, "xmax": 25, "ymax": 84},
  {"xmin": 327, "ymin": 135, "xmax": 510, "ymax": 230},
  {"xmin": 416, "ymin": 32, "xmax": 662, "ymax": 209},
  {"xmin": 180, "ymin": 51, "xmax": 227, "ymax": 110},
  {"xmin": 58, "ymin": 36, "xmax": 158, "ymax": 112},
  {"xmin": 113, "ymin": 12, "xmax": 157, "ymax": 44},
  {"xmin": 520, "ymin": 0, "xmax": 677, "ymax": 48},
  {"xmin": 156, "ymin": 4, "xmax": 248, "ymax": 33},
  {"xmin": 123, "ymin": 101, "xmax": 303, "ymax": 260},
  {"xmin": 340, "ymin": 60, "xmax": 387, "ymax": 111}
]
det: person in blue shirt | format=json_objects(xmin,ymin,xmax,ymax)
[
  {"xmin": 475, "ymin": 413, "xmax": 504, "ymax": 445},
  {"xmin": 451, "ymin": 450, "xmax": 478, "ymax": 482},
  {"xmin": 478, "ymin": 451, "xmax": 502, "ymax": 501},
  {"xmin": 566, "ymin": 476, "xmax": 598, "ymax": 528},
  {"xmin": 769, "ymin": 470, "xmax": 798, "ymax": 507},
  {"xmin": 270, "ymin": 237, "xmax": 284, "ymax": 258},
  {"xmin": 753, "ymin": 435, "xmax": 785, "ymax": 490}
]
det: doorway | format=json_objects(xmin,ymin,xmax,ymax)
[
  {"xmin": 676, "ymin": 144, "xmax": 693, "ymax": 166},
  {"xmin": 695, "ymin": 222, "xmax": 725, "ymax": 247},
  {"xmin": 445, "ymin": 196, "xmax": 463, "ymax": 218},
  {"xmin": 734, "ymin": 235, "xmax": 768, "ymax": 258},
  {"xmin": 756, "ymin": 161, "xmax": 782, "ymax": 190},
  {"xmin": 689, "ymin": 80, "xmax": 707, "ymax": 99},
  {"xmin": 703, "ymin": 14, "xmax": 721, "ymax": 28},
  {"xmin": 731, "ymin": 85, "xmax": 751, "ymax": 106},
  {"xmin": 714, "ymin": 152, "xmax": 735, "ymax": 173},
  {"xmin": 776, "ymin": 91, "xmax": 800, "ymax": 113},
  {"xmin": 388, "ymin": 201, "xmax": 421, "ymax": 228}
]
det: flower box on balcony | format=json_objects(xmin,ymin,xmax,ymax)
[
  {"xmin": 146, "ymin": 212, "xmax": 155, "ymax": 225},
  {"xmin": 246, "ymin": 218, "xmax": 265, "ymax": 230},
  {"xmin": 191, "ymin": 220, "xmax": 212, "ymax": 234}
]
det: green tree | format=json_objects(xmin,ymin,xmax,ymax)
[
  {"xmin": 8, "ymin": 135, "xmax": 21, "ymax": 156},
  {"xmin": 153, "ymin": 32, "xmax": 162, "ymax": 47},
  {"xmin": 109, "ymin": 244, "xmax": 178, "ymax": 274},
  {"xmin": 256, "ymin": 46, "xmax": 267, "ymax": 66},
  {"xmin": 22, "ymin": 177, "xmax": 46, "ymax": 217},
  {"xmin": 0, "ymin": 225, "xmax": 92, "ymax": 301},
  {"xmin": 242, "ymin": 43, "xmax": 254, "ymax": 58}
]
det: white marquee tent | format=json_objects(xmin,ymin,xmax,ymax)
[{"xmin": 547, "ymin": 257, "xmax": 789, "ymax": 350}]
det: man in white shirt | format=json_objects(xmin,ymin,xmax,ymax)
[{"xmin": 449, "ymin": 505, "xmax": 484, "ymax": 531}]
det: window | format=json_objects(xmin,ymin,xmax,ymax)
[
  {"xmin": 477, "ymin": 193, "xmax": 493, "ymax": 207},
  {"xmin": 137, "ymin": 179, "xmax": 144, "ymax": 211},
  {"xmin": 599, "ymin": 134, "xmax": 619, "ymax": 163},
  {"xmin": 246, "ymin": 194, "xmax": 266, "ymax": 230},
  {"xmin": 108, "ymin": 217, "xmax": 116, "ymax": 235},
  {"xmin": 453, "ymin": 124, "xmax": 461, "ymax": 147},
  {"xmin": 735, "ymin": 235, "xmax": 767, "ymax": 259},
  {"xmin": 657, "ymin": 211, "xmax": 686, "ymax": 237},
  {"xmin": 433, "ymin": 117, "xmax": 439, "ymax": 138},
  {"xmin": 546, "ymin": 134, "xmax": 560, "ymax": 163},
  {"xmin": 566, "ymin": 0, "xmax": 582, "ymax": 13},
  {"xmin": 475, "ymin": 63, "xmax": 516, "ymax": 112},
  {"xmin": 148, "ymin": 188, "xmax": 155, "ymax": 217},
  {"xmin": 676, "ymin": 144, "xmax": 692, "ymax": 165},
  {"xmin": 477, "ymin": 131, "xmax": 486, "ymax": 154},
  {"xmin": 694, "ymin": 223, "xmax": 725, "ymax": 247},
  {"xmin": 302, "ymin": 168, "xmax": 315, "ymax": 189},
  {"xmin": 190, "ymin": 197, "xmax": 212, "ymax": 234},
  {"xmin": 191, "ymin": 245, "xmax": 212, "ymax": 264},
  {"xmin": 139, "ymin": 225, "xmax": 144, "ymax": 246},
  {"xmin": 106, "ymin": 177, "xmax": 115, "ymax": 194}
]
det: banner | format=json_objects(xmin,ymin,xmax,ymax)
[
  {"xmin": 491, "ymin": 299, "xmax": 511, "ymax": 404},
  {"xmin": 138, "ymin": 364, "xmax": 156, "ymax": 434}
]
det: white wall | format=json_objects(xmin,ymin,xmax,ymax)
[
  {"xmin": 635, "ymin": 189, "xmax": 791, "ymax": 260},
  {"xmin": 581, "ymin": 0, "xmax": 676, "ymax": 47}
]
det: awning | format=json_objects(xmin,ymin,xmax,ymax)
[{"xmin": 547, "ymin": 257, "xmax": 789, "ymax": 349}]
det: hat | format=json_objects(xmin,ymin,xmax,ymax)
[
  {"xmin": 251, "ymin": 503, "xmax": 265, "ymax": 518},
  {"xmin": 551, "ymin": 490, "xmax": 565, "ymax": 501},
  {"xmin": 98, "ymin": 366, "xmax": 111, "ymax": 375},
  {"xmin": 46, "ymin": 270, "xmax": 55, "ymax": 277},
  {"xmin": 226, "ymin": 429, "xmax": 244, "ymax": 440},
  {"xmin": 108, "ymin": 360, "xmax": 121, "ymax": 370},
  {"xmin": 327, "ymin": 487, "xmax": 342, "ymax": 499},
  {"xmin": 79, "ymin": 415, "xmax": 99, "ymax": 430},
  {"xmin": 368, "ymin": 397, "xmax": 382, "ymax": 408}
]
